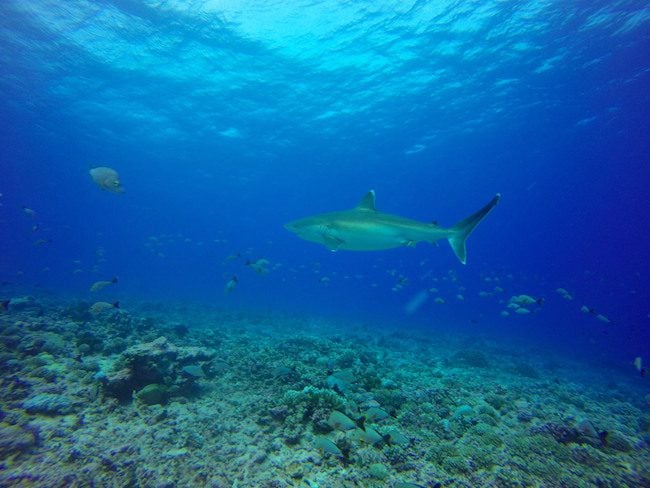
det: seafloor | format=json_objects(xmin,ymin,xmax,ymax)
[{"xmin": 1, "ymin": 295, "xmax": 649, "ymax": 487}]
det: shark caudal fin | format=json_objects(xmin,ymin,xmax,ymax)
[{"xmin": 447, "ymin": 194, "xmax": 501, "ymax": 264}]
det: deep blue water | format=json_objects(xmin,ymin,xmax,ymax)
[{"xmin": 1, "ymin": 2, "xmax": 649, "ymax": 370}]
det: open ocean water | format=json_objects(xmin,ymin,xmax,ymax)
[{"xmin": 1, "ymin": 1, "xmax": 649, "ymax": 486}]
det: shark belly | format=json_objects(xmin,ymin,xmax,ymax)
[
  {"xmin": 336, "ymin": 232, "xmax": 404, "ymax": 250},
  {"xmin": 333, "ymin": 221, "xmax": 434, "ymax": 251}
]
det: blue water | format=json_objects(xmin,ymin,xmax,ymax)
[{"xmin": 1, "ymin": 1, "xmax": 649, "ymax": 368}]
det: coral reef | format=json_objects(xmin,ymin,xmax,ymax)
[{"xmin": 0, "ymin": 296, "xmax": 648, "ymax": 486}]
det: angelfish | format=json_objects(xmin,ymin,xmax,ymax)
[{"xmin": 90, "ymin": 166, "xmax": 124, "ymax": 193}]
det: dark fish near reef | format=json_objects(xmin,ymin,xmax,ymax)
[
  {"xmin": 1, "ymin": 299, "xmax": 9, "ymax": 311},
  {"xmin": 246, "ymin": 258, "xmax": 270, "ymax": 274},
  {"xmin": 580, "ymin": 305, "xmax": 611, "ymax": 323},
  {"xmin": 33, "ymin": 238, "xmax": 52, "ymax": 247},
  {"xmin": 89, "ymin": 301, "xmax": 119, "ymax": 315},
  {"xmin": 510, "ymin": 294, "xmax": 544, "ymax": 306},
  {"xmin": 314, "ymin": 436, "xmax": 344, "ymax": 459},
  {"xmin": 89, "ymin": 166, "xmax": 124, "ymax": 193},
  {"xmin": 363, "ymin": 406, "xmax": 390, "ymax": 422},
  {"xmin": 225, "ymin": 275, "xmax": 239, "ymax": 294},
  {"xmin": 636, "ymin": 359, "xmax": 648, "ymax": 378},
  {"xmin": 224, "ymin": 253, "xmax": 241, "ymax": 263},
  {"xmin": 90, "ymin": 276, "xmax": 118, "ymax": 292},
  {"xmin": 181, "ymin": 365, "xmax": 205, "ymax": 378},
  {"xmin": 581, "ymin": 305, "xmax": 597, "ymax": 315},
  {"xmin": 22, "ymin": 206, "xmax": 36, "ymax": 218}
]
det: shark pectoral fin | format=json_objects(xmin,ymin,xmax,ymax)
[
  {"xmin": 448, "ymin": 193, "xmax": 501, "ymax": 264},
  {"xmin": 322, "ymin": 234, "xmax": 344, "ymax": 251}
]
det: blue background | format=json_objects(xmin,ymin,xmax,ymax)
[{"xmin": 1, "ymin": 1, "xmax": 649, "ymax": 369}]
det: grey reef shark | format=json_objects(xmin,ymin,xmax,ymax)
[{"xmin": 285, "ymin": 190, "xmax": 501, "ymax": 264}]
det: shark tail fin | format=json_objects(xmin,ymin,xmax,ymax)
[{"xmin": 447, "ymin": 194, "xmax": 501, "ymax": 264}]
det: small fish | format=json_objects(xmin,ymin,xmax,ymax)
[
  {"xmin": 224, "ymin": 253, "xmax": 241, "ymax": 263},
  {"xmin": 327, "ymin": 410, "xmax": 356, "ymax": 431},
  {"xmin": 22, "ymin": 206, "xmax": 37, "ymax": 218},
  {"xmin": 272, "ymin": 365, "xmax": 295, "ymax": 378},
  {"xmin": 364, "ymin": 406, "xmax": 390, "ymax": 422},
  {"xmin": 581, "ymin": 305, "xmax": 597, "ymax": 315},
  {"xmin": 635, "ymin": 357, "xmax": 648, "ymax": 378},
  {"xmin": 246, "ymin": 258, "xmax": 270, "ymax": 274},
  {"xmin": 89, "ymin": 301, "xmax": 119, "ymax": 315},
  {"xmin": 510, "ymin": 294, "xmax": 544, "ymax": 306},
  {"xmin": 90, "ymin": 276, "xmax": 118, "ymax": 292},
  {"xmin": 386, "ymin": 429, "xmax": 411, "ymax": 447},
  {"xmin": 595, "ymin": 314, "xmax": 610, "ymax": 324},
  {"xmin": 33, "ymin": 238, "xmax": 52, "ymax": 247},
  {"xmin": 89, "ymin": 166, "xmax": 124, "ymax": 193},
  {"xmin": 556, "ymin": 288, "xmax": 573, "ymax": 300},
  {"xmin": 181, "ymin": 365, "xmax": 205, "ymax": 378},
  {"xmin": 349, "ymin": 426, "xmax": 383, "ymax": 445},
  {"xmin": 1, "ymin": 299, "xmax": 10, "ymax": 311},
  {"xmin": 314, "ymin": 436, "xmax": 344, "ymax": 459},
  {"xmin": 225, "ymin": 275, "xmax": 239, "ymax": 294}
]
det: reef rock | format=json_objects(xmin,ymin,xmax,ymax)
[
  {"xmin": 0, "ymin": 423, "xmax": 35, "ymax": 457},
  {"xmin": 22, "ymin": 393, "xmax": 74, "ymax": 415},
  {"xmin": 102, "ymin": 336, "xmax": 215, "ymax": 402}
]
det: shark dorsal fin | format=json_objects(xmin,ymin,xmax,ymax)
[{"xmin": 356, "ymin": 190, "xmax": 376, "ymax": 211}]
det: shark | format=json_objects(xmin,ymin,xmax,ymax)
[{"xmin": 285, "ymin": 190, "xmax": 501, "ymax": 264}]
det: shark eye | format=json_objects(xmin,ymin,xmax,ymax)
[{"xmin": 113, "ymin": 181, "xmax": 120, "ymax": 186}]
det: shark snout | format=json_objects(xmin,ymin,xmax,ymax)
[{"xmin": 284, "ymin": 221, "xmax": 302, "ymax": 235}]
